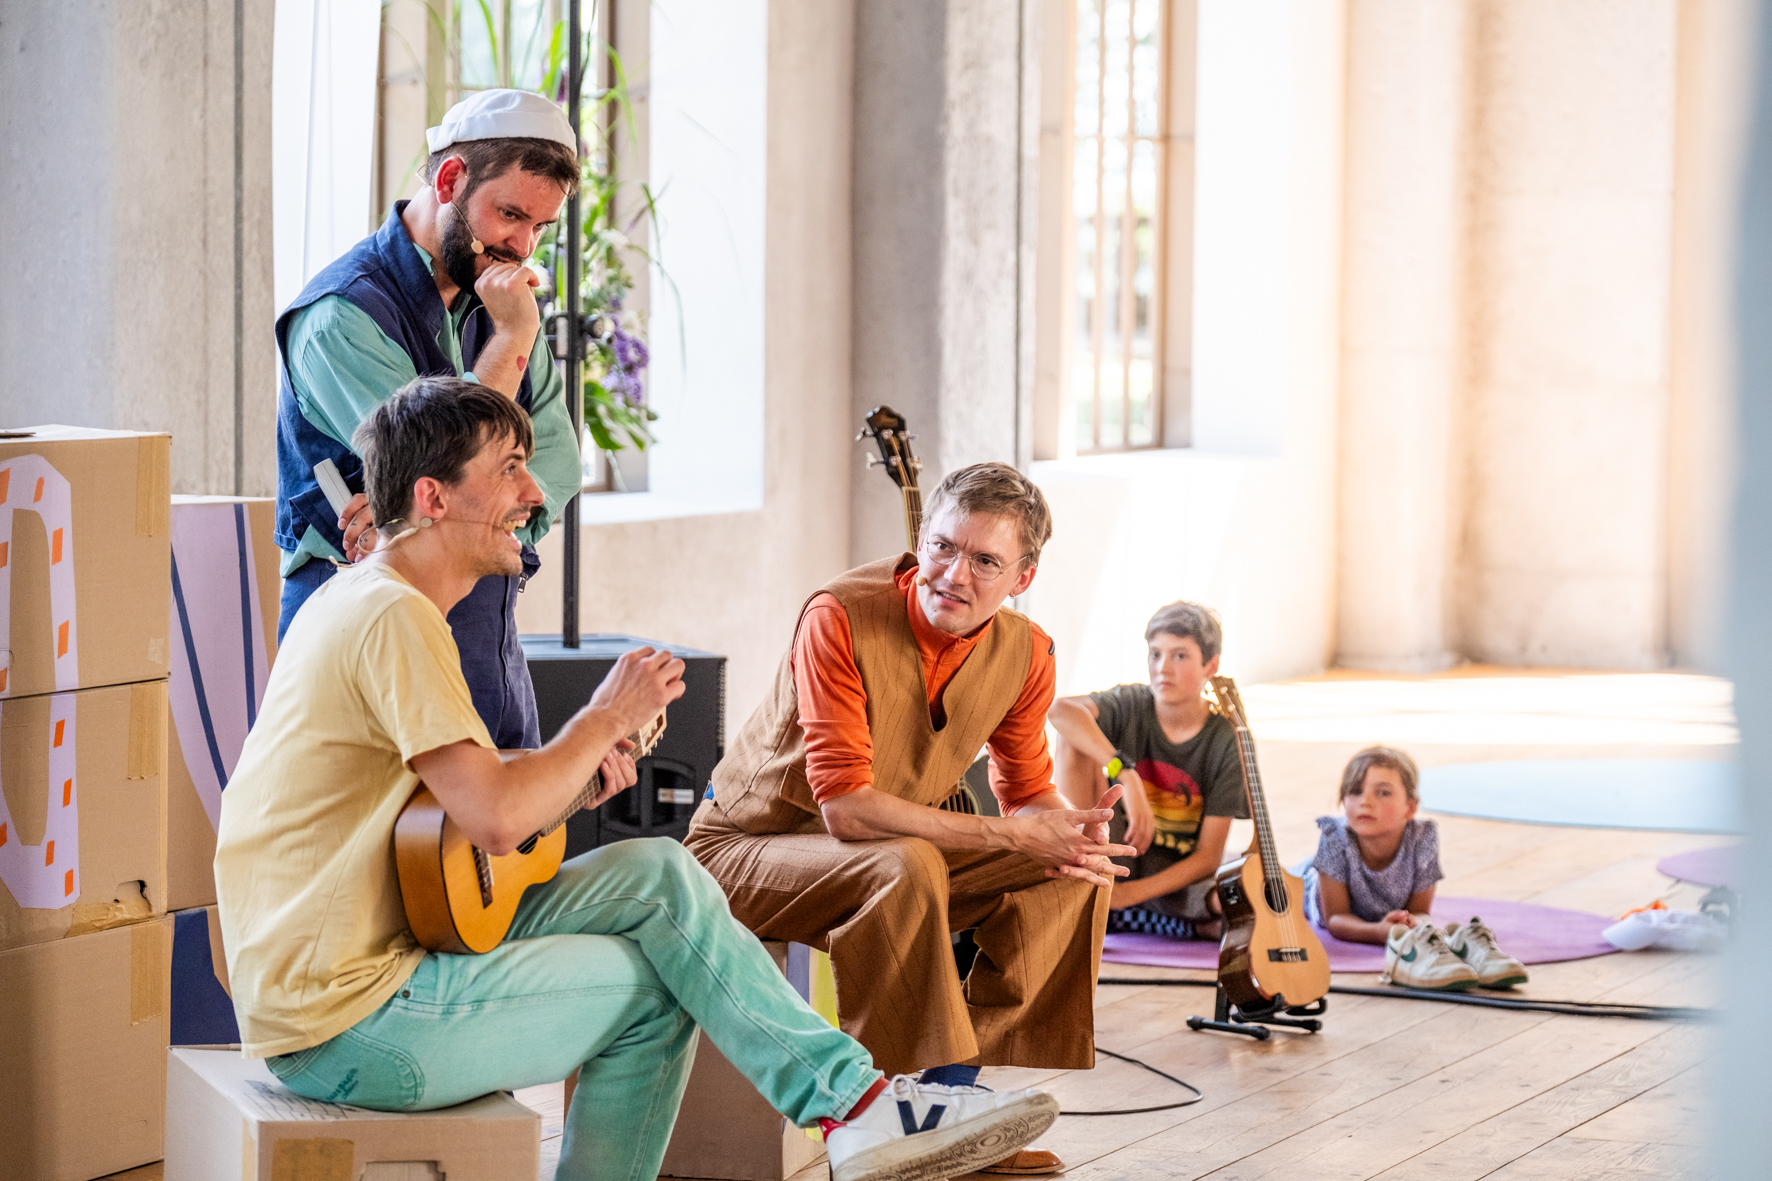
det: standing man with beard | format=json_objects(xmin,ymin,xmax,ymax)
[{"xmin": 273, "ymin": 89, "xmax": 583, "ymax": 748}]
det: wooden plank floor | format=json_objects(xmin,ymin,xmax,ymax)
[
  {"xmin": 800, "ymin": 668, "xmax": 1724, "ymax": 1181},
  {"xmin": 111, "ymin": 668, "xmax": 1729, "ymax": 1181}
]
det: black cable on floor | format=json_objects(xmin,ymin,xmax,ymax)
[
  {"xmin": 1057, "ymin": 1047, "xmax": 1205, "ymax": 1116},
  {"xmin": 1095, "ymin": 976, "xmax": 1715, "ymax": 1022},
  {"xmin": 1325, "ymin": 983, "xmax": 1715, "ymax": 1021}
]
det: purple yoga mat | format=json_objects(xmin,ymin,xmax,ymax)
[
  {"xmin": 1656, "ymin": 845, "xmax": 1737, "ymax": 889},
  {"xmin": 1101, "ymin": 895, "xmax": 1617, "ymax": 973}
]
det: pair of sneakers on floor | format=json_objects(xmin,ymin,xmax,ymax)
[{"xmin": 1380, "ymin": 916, "xmax": 1529, "ymax": 991}]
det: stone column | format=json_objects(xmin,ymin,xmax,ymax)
[
  {"xmin": 850, "ymin": 0, "xmax": 1037, "ymax": 565},
  {"xmin": 1, "ymin": 0, "xmax": 276, "ymax": 495},
  {"xmin": 1334, "ymin": 0, "xmax": 1469, "ymax": 671},
  {"xmin": 1457, "ymin": 0, "xmax": 1678, "ymax": 668}
]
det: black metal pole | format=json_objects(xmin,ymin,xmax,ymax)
[{"xmin": 562, "ymin": 0, "xmax": 583, "ymax": 648}]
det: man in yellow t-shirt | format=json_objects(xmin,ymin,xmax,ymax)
[{"xmin": 214, "ymin": 376, "xmax": 1057, "ymax": 1181}]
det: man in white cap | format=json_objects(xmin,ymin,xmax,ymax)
[{"xmin": 272, "ymin": 89, "xmax": 584, "ymax": 748}]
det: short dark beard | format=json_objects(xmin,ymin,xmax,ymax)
[{"xmin": 439, "ymin": 203, "xmax": 483, "ymax": 297}]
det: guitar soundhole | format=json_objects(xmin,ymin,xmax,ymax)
[
  {"xmin": 516, "ymin": 834, "xmax": 539, "ymax": 856},
  {"xmin": 1264, "ymin": 879, "xmax": 1291, "ymax": 914}
]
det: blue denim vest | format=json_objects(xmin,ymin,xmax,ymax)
[{"xmin": 273, "ymin": 202, "xmax": 541, "ymax": 748}]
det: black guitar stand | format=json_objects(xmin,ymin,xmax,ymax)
[{"xmin": 1186, "ymin": 984, "xmax": 1326, "ymax": 1041}]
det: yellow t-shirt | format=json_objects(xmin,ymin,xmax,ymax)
[{"xmin": 215, "ymin": 563, "xmax": 493, "ymax": 1058}]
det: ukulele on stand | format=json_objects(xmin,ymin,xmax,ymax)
[{"xmin": 1186, "ymin": 675, "xmax": 1329, "ymax": 1040}]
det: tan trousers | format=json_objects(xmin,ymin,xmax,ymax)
[{"xmin": 685, "ymin": 803, "xmax": 1110, "ymax": 1077}]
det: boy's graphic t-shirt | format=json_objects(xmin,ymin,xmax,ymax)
[{"xmin": 1088, "ymin": 684, "xmax": 1248, "ymax": 858}]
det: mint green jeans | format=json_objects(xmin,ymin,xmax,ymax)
[{"xmin": 267, "ymin": 839, "xmax": 880, "ymax": 1181}]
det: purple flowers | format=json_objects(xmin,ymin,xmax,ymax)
[{"xmin": 608, "ymin": 322, "xmax": 649, "ymax": 407}]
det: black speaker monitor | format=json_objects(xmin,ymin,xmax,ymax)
[{"xmin": 521, "ymin": 634, "xmax": 726, "ymax": 857}]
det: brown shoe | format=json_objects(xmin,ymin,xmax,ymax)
[{"xmin": 977, "ymin": 1148, "xmax": 1066, "ymax": 1175}]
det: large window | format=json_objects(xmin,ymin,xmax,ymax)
[
  {"xmin": 376, "ymin": 0, "xmax": 573, "ymax": 214},
  {"xmin": 1072, "ymin": 0, "xmax": 1168, "ymax": 453}
]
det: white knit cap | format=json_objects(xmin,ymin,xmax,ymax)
[{"xmin": 425, "ymin": 89, "xmax": 577, "ymax": 155}]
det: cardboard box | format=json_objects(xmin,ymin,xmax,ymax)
[
  {"xmin": 0, "ymin": 680, "xmax": 168, "ymax": 952},
  {"xmin": 166, "ymin": 497, "xmax": 280, "ymax": 912},
  {"xmin": 166, "ymin": 1049, "xmax": 541, "ymax": 1181},
  {"xmin": 658, "ymin": 941, "xmax": 829, "ymax": 1181},
  {"xmin": 171, "ymin": 905, "xmax": 240, "ymax": 1047},
  {"xmin": 0, "ymin": 916, "xmax": 173, "ymax": 1181},
  {"xmin": 0, "ymin": 426, "xmax": 171, "ymax": 700},
  {"xmin": 660, "ymin": 1033, "xmax": 827, "ymax": 1181}
]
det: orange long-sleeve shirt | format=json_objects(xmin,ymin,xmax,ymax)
[{"xmin": 792, "ymin": 566, "xmax": 1057, "ymax": 812}]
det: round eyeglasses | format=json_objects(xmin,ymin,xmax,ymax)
[{"xmin": 920, "ymin": 536, "xmax": 1034, "ymax": 583}]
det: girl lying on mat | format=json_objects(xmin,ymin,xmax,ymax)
[{"xmin": 1302, "ymin": 745, "xmax": 1529, "ymax": 991}]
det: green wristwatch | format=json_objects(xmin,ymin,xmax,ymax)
[{"xmin": 1105, "ymin": 751, "xmax": 1133, "ymax": 780}]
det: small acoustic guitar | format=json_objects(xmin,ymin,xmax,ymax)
[
  {"xmin": 395, "ymin": 712, "xmax": 668, "ymax": 954},
  {"xmin": 1207, "ymin": 675, "xmax": 1330, "ymax": 1012}
]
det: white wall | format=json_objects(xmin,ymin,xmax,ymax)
[
  {"xmin": 1335, "ymin": 0, "xmax": 1467, "ymax": 672},
  {"xmin": 1456, "ymin": 0, "xmax": 1679, "ymax": 667},
  {"xmin": 1333, "ymin": 0, "xmax": 1741, "ymax": 673},
  {"xmin": 628, "ymin": 0, "xmax": 767, "ymax": 521},
  {"xmin": 1022, "ymin": 0, "xmax": 1347, "ymax": 694},
  {"xmin": 271, "ymin": 0, "xmax": 381, "ymax": 313},
  {"xmin": 1667, "ymin": 0, "xmax": 1754, "ymax": 672}
]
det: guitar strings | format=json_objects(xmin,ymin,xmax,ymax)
[{"xmin": 1224, "ymin": 685, "xmax": 1314, "ymax": 958}]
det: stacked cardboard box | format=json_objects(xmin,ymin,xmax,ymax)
[{"xmin": 0, "ymin": 426, "xmax": 174, "ymax": 1181}]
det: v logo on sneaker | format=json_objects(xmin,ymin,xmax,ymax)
[
  {"xmin": 898, "ymin": 1101, "xmax": 946, "ymax": 1135},
  {"xmin": 1397, "ymin": 946, "xmax": 1418, "ymax": 962}
]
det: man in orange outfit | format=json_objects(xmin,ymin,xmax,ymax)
[{"xmin": 686, "ymin": 462, "xmax": 1133, "ymax": 1178}]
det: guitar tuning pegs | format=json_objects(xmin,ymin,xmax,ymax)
[
  {"xmin": 855, "ymin": 429, "xmax": 870, "ymax": 442},
  {"xmin": 865, "ymin": 455, "xmax": 882, "ymax": 468},
  {"xmin": 911, "ymin": 459, "xmax": 923, "ymax": 470}
]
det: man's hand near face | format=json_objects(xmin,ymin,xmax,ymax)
[{"xmin": 470, "ymin": 261, "xmax": 543, "ymax": 398}]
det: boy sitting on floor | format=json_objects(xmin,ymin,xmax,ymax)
[{"xmin": 1050, "ymin": 601, "xmax": 1247, "ymax": 938}]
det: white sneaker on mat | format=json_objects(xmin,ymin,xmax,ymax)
[
  {"xmin": 1381, "ymin": 922, "xmax": 1479, "ymax": 991},
  {"xmin": 1444, "ymin": 917, "xmax": 1530, "ymax": 988},
  {"xmin": 824, "ymin": 1075, "xmax": 1059, "ymax": 1181}
]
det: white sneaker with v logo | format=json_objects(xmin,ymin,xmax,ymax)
[{"xmin": 825, "ymin": 1075, "xmax": 1058, "ymax": 1181}]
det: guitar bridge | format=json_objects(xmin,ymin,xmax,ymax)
[
  {"xmin": 473, "ymin": 847, "xmax": 494, "ymax": 909},
  {"xmin": 1267, "ymin": 947, "xmax": 1309, "ymax": 963}
]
